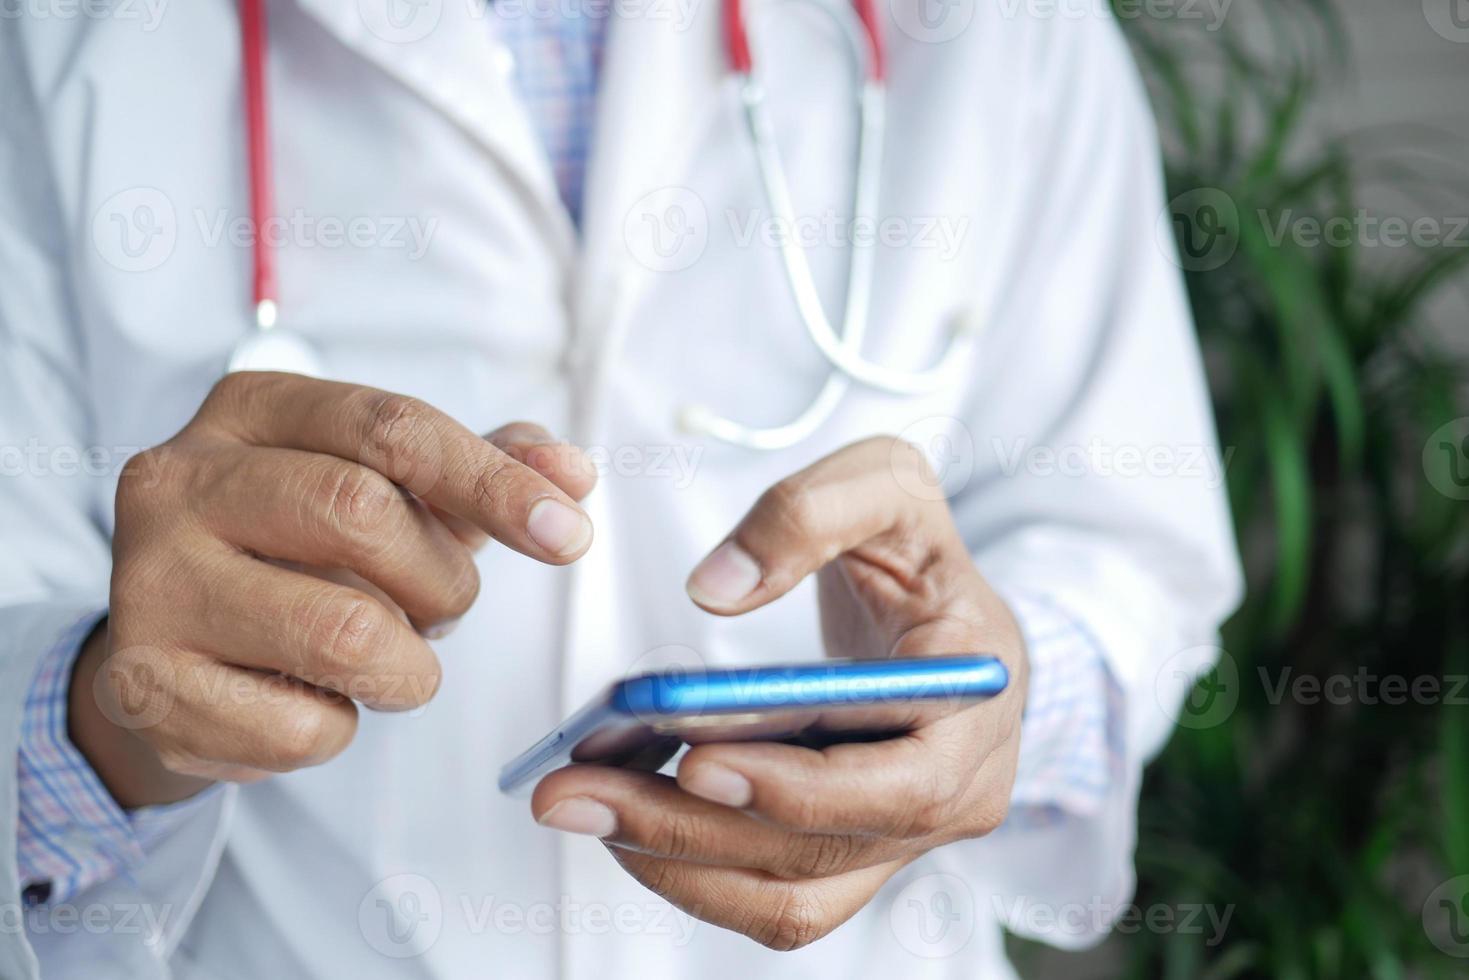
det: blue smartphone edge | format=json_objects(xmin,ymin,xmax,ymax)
[{"xmin": 498, "ymin": 655, "xmax": 1007, "ymax": 795}]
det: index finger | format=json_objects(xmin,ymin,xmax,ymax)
[
  {"xmin": 685, "ymin": 435, "xmax": 966, "ymax": 614},
  {"xmin": 200, "ymin": 373, "xmax": 592, "ymax": 563}
]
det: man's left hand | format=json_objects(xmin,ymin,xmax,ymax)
[{"xmin": 531, "ymin": 437, "xmax": 1029, "ymax": 950}]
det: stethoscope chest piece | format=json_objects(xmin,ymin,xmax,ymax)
[{"xmin": 227, "ymin": 321, "xmax": 324, "ymax": 377}]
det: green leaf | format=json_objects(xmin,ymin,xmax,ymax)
[
  {"xmin": 1259, "ymin": 392, "xmax": 1313, "ymax": 637},
  {"xmin": 1317, "ymin": 321, "xmax": 1365, "ymax": 470},
  {"xmin": 1236, "ymin": 220, "xmax": 1328, "ymax": 426}
]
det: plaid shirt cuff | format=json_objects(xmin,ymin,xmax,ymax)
[
  {"xmin": 15, "ymin": 612, "xmax": 218, "ymax": 906},
  {"xmin": 1005, "ymin": 590, "xmax": 1123, "ymax": 823}
]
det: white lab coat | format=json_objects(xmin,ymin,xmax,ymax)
[{"xmin": 0, "ymin": 1, "xmax": 1242, "ymax": 977}]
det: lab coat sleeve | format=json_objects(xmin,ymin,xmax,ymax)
[
  {"xmin": 936, "ymin": 13, "xmax": 1244, "ymax": 950},
  {"xmin": 0, "ymin": 31, "xmax": 235, "ymax": 978}
]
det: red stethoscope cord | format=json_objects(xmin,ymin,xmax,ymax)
[
  {"xmin": 723, "ymin": 0, "xmax": 885, "ymax": 81},
  {"xmin": 235, "ymin": 0, "xmax": 885, "ymax": 332},
  {"xmin": 240, "ymin": 0, "xmax": 277, "ymax": 329}
]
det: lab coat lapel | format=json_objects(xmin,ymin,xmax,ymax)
[
  {"xmin": 571, "ymin": 4, "xmax": 727, "ymax": 379},
  {"xmin": 292, "ymin": 0, "xmax": 574, "ymax": 252}
]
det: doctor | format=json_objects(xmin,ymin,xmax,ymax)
[{"xmin": 0, "ymin": 0, "xmax": 1241, "ymax": 978}]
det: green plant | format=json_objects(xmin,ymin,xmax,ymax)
[{"xmin": 1105, "ymin": 2, "xmax": 1469, "ymax": 978}]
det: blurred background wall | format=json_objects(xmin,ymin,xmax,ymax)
[{"xmin": 1325, "ymin": 0, "xmax": 1468, "ymax": 355}]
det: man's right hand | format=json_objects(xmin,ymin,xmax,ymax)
[{"xmin": 70, "ymin": 372, "xmax": 596, "ymax": 809}]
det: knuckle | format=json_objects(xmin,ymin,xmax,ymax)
[
  {"xmin": 320, "ymin": 465, "xmax": 397, "ymax": 539},
  {"xmin": 648, "ymin": 811, "xmax": 702, "ymax": 862},
  {"xmin": 890, "ymin": 761, "xmax": 966, "ymax": 839},
  {"xmin": 755, "ymin": 886, "xmax": 829, "ymax": 952},
  {"xmin": 901, "ymin": 776, "xmax": 959, "ymax": 838},
  {"xmin": 469, "ymin": 455, "xmax": 526, "ymax": 517},
  {"xmin": 363, "ymin": 393, "xmax": 432, "ymax": 464},
  {"xmin": 200, "ymin": 372, "xmax": 252, "ymax": 418},
  {"xmin": 902, "ymin": 800, "xmax": 948, "ymax": 839},
  {"xmin": 781, "ymin": 834, "xmax": 856, "ymax": 879},
  {"xmin": 110, "ymin": 557, "xmax": 156, "ymax": 606},
  {"xmin": 759, "ymin": 477, "xmax": 819, "ymax": 534},
  {"xmin": 117, "ymin": 447, "xmax": 155, "ymax": 487},
  {"xmin": 625, "ymin": 856, "xmax": 683, "ymax": 905},
  {"xmin": 776, "ymin": 787, "xmax": 826, "ymax": 831},
  {"xmin": 311, "ymin": 597, "xmax": 388, "ymax": 677},
  {"xmin": 116, "ymin": 448, "xmax": 169, "ymax": 512}
]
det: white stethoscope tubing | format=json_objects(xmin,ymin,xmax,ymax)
[{"xmin": 679, "ymin": 0, "xmax": 973, "ymax": 450}]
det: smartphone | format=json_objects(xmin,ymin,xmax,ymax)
[{"xmin": 498, "ymin": 655, "xmax": 1007, "ymax": 795}]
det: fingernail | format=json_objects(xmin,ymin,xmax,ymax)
[
  {"xmin": 686, "ymin": 541, "xmax": 761, "ymax": 608},
  {"xmin": 527, "ymin": 498, "xmax": 592, "ymax": 556},
  {"xmin": 538, "ymin": 797, "xmax": 617, "ymax": 837},
  {"xmin": 682, "ymin": 764, "xmax": 752, "ymax": 808},
  {"xmin": 421, "ymin": 618, "xmax": 460, "ymax": 640}
]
